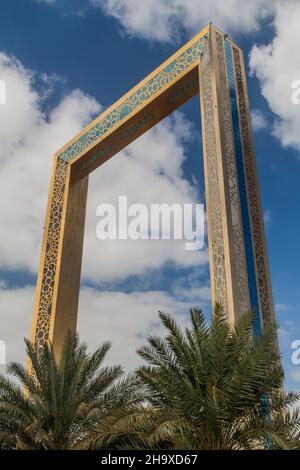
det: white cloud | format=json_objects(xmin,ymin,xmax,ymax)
[
  {"xmin": 290, "ymin": 397, "xmax": 300, "ymax": 413},
  {"xmin": 0, "ymin": 51, "xmax": 101, "ymax": 272},
  {"xmin": 0, "ymin": 282, "xmax": 210, "ymax": 373},
  {"xmin": 92, "ymin": 0, "xmax": 277, "ymax": 42},
  {"xmin": 0, "ymin": 284, "xmax": 34, "ymax": 374},
  {"xmin": 276, "ymin": 303, "xmax": 294, "ymax": 313},
  {"xmin": 251, "ymin": 109, "xmax": 268, "ymax": 132},
  {"xmin": 250, "ymin": 0, "xmax": 300, "ymax": 152},
  {"xmin": 34, "ymin": 0, "xmax": 278, "ymax": 41},
  {"xmin": 77, "ymin": 284, "xmax": 211, "ymax": 370}
]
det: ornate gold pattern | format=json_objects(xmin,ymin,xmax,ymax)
[
  {"xmin": 59, "ymin": 39, "xmax": 206, "ymax": 164},
  {"xmin": 233, "ymin": 47, "xmax": 273, "ymax": 327},
  {"xmin": 34, "ymin": 158, "xmax": 68, "ymax": 353}
]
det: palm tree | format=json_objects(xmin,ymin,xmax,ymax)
[
  {"xmin": 135, "ymin": 305, "xmax": 300, "ymax": 450},
  {"xmin": 0, "ymin": 335, "xmax": 142, "ymax": 449}
]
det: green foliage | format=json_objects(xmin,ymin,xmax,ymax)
[
  {"xmin": 0, "ymin": 335, "xmax": 142, "ymax": 449},
  {"xmin": 135, "ymin": 305, "xmax": 300, "ymax": 449}
]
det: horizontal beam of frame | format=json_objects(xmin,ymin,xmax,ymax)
[{"xmin": 70, "ymin": 67, "xmax": 199, "ymax": 183}]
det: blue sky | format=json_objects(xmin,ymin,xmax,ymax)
[{"xmin": 0, "ymin": 0, "xmax": 299, "ymax": 391}]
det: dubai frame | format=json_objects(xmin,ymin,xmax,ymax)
[{"xmin": 29, "ymin": 24, "xmax": 275, "ymax": 361}]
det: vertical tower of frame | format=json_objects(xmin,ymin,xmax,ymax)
[{"xmin": 199, "ymin": 25, "xmax": 275, "ymax": 329}]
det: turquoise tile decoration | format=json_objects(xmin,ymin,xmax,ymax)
[{"xmin": 58, "ymin": 36, "xmax": 206, "ymax": 164}]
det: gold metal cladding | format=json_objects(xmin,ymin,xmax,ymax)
[
  {"xmin": 211, "ymin": 28, "xmax": 250, "ymax": 321},
  {"xmin": 30, "ymin": 26, "xmax": 209, "ymax": 359},
  {"xmin": 232, "ymin": 46, "xmax": 275, "ymax": 328},
  {"xmin": 199, "ymin": 27, "xmax": 229, "ymax": 317}
]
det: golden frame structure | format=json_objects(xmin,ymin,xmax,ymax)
[{"xmin": 30, "ymin": 24, "xmax": 275, "ymax": 361}]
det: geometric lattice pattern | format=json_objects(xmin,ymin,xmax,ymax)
[
  {"xmin": 29, "ymin": 24, "xmax": 275, "ymax": 362},
  {"xmin": 215, "ymin": 32, "xmax": 250, "ymax": 316}
]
